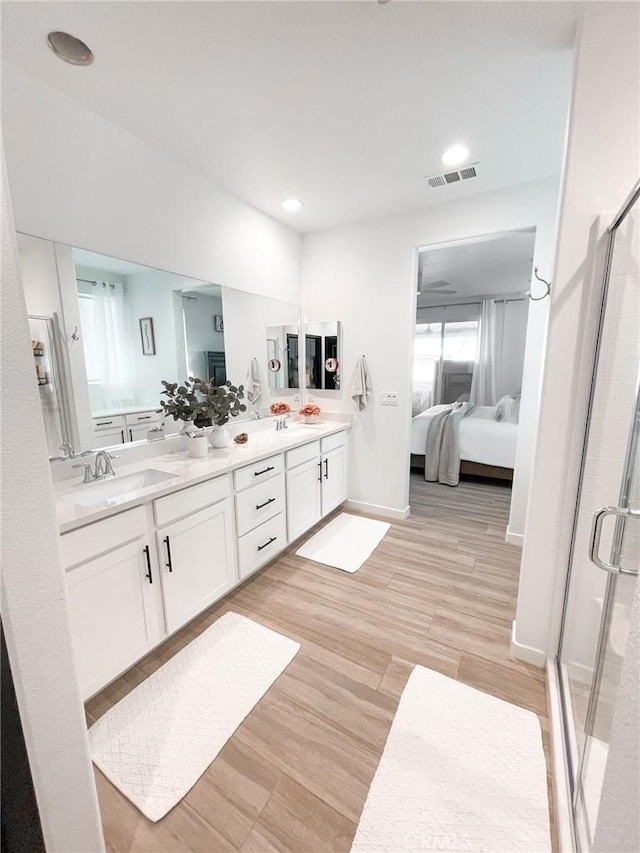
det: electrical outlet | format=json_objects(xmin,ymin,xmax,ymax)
[{"xmin": 381, "ymin": 392, "xmax": 399, "ymax": 407}]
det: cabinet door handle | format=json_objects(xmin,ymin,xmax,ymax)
[
  {"xmin": 324, "ymin": 458, "xmax": 329, "ymax": 479},
  {"xmin": 318, "ymin": 461, "xmax": 322, "ymax": 482},
  {"xmin": 254, "ymin": 465, "xmax": 275, "ymax": 477},
  {"xmin": 120, "ymin": 429, "xmax": 125, "ymax": 443},
  {"xmin": 129, "ymin": 428, "xmax": 133, "ymax": 441},
  {"xmin": 257, "ymin": 536, "xmax": 277, "ymax": 552},
  {"xmin": 143, "ymin": 545, "xmax": 153, "ymax": 584},
  {"xmin": 164, "ymin": 535, "xmax": 173, "ymax": 572},
  {"xmin": 256, "ymin": 497, "xmax": 276, "ymax": 510}
]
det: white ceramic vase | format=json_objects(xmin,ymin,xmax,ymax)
[
  {"xmin": 187, "ymin": 432, "xmax": 209, "ymax": 458},
  {"xmin": 209, "ymin": 425, "xmax": 231, "ymax": 449}
]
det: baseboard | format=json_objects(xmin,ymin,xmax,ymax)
[
  {"xmin": 511, "ymin": 620, "xmax": 546, "ymax": 667},
  {"xmin": 505, "ymin": 526, "xmax": 524, "ymax": 546},
  {"xmin": 546, "ymin": 659, "xmax": 577, "ymax": 853},
  {"xmin": 344, "ymin": 500, "xmax": 410, "ymax": 520}
]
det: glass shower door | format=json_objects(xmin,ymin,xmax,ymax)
[{"xmin": 556, "ymin": 183, "xmax": 639, "ymax": 850}]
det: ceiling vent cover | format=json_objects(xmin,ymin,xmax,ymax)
[{"xmin": 425, "ymin": 163, "xmax": 479, "ymax": 188}]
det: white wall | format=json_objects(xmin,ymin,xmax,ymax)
[
  {"xmin": 514, "ymin": 1, "xmax": 640, "ymax": 664},
  {"xmin": 301, "ymin": 177, "xmax": 560, "ymax": 517},
  {"xmin": 3, "ymin": 64, "xmax": 302, "ymax": 305},
  {"xmin": 1, "ymin": 152, "xmax": 105, "ymax": 852}
]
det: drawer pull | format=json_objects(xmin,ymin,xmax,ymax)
[
  {"xmin": 137, "ymin": 415, "xmax": 152, "ymax": 420},
  {"xmin": 256, "ymin": 497, "xmax": 276, "ymax": 510},
  {"xmin": 254, "ymin": 465, "xmax": 275, "ymax": 477},
  {"xmin": 96, "ymin": 420, "xmax": 113, "ymax": 426},
  {"xmin": 257, "ymin": 536, "xmax": 277, "ymax": 552},
  {"xmin": 164, "ymin": 535, "xmax": 173, "ymax": 572},
  {"xmin": 143, "ymin": 545, "xmax": 153, "ymax": 584}
]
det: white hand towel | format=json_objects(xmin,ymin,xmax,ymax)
[
  {"xmin": 246, "ymin": 358, "xmax": 262, "ymax": 405},
  {"xmin": 351, "ymin": 356, "xmax": 372, "ymax": 411}
]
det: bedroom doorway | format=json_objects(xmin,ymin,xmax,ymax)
[{"xmin": 409, "ymin": 229, "xmax": 536, "ymax": 513}]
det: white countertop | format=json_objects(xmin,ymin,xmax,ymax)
[{"xmin": 55, "ymin": 421, "xmax": 349, "ymax": 534}]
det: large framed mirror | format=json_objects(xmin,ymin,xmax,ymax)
[{"xmin": 17, "ymin": 234, "xmax": 301, "ymax": 457}]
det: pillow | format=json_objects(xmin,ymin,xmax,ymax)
[{"xmin": 495, "ymin": 394, "xmax": 519, "ymax": 423}]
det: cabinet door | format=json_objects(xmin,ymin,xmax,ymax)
[
  {"xmin": 92, "ymin": 426, "xmax": 126, "ymax": 448},
  {"xmin": 286, "ymin": 457, "xmax": 322, "ymax": 542},
  {"xmin": 65, "ymin": 538, "xmax": 159, "ymax": 699},
  {"xmin": 158, "ymin": 498, "xmax": 237, "ymax": 633},
  {"xmin": 128, "ymin": 423, "xmax": 150, "ymax": 442},
  {"xmin": 321, "ymin": 445, "xmax": 348, "ymax": 516}
]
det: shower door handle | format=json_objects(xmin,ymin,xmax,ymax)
[{"xmin": 589, "ymin": 506, "xmax": 640, "ymax": 575}]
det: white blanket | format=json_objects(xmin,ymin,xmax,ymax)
[{"xmin": 412, "ymin": 405, "xmax": 519, "ymax": 470}]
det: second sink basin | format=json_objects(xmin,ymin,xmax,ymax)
[{"xmin": 66, "ymin": 469, "xmax": 177, "ymax": 506}]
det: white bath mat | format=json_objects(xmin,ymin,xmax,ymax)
[
  {"xmin": 296, "ymin": 512, "xmax": 390, "ymax": 573},
  {"xmin": 351, "ymin": 666, "xmax": 551, "ymax": 853},
  {"xmin": 89, "ymin": 612, "xmax": 299, "ymax": 821}
]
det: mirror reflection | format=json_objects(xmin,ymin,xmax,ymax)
[
  {"xmin": 304, "ymin": 321, "xmax": 341, "ymax": 390},
  {"xmin": 17, "ymin": 234, "xmax": 300, "ymax": 457}
]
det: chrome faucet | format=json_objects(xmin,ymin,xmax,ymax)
[
  {"xmin": 73, "ymin": 450, "xmax": 117, "ymax": 483},
  {"xmin": 59, "ymin": 441, "xmax": 76, "ymax": 458},
  {"xmin": 274, "ymin": 415, "xmax": 289, "ymax": 431}
]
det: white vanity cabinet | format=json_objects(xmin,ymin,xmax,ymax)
[
  {"xmin": 320, "ymin": 432, "xmax": 349, "ymax": 515},
  {"xmin": 285, "ymin": 431, "xmax": 349, "ymax": 538},
  {"xmin": 234, "ymin": 454, "xmax": 287, "ymax": 579},
  {"xmin": 61, "ymin": 507, "xmax": 162, "ymax": 700},
  {"xmin": 92, "ymin": 409, "xmax": 163, "ymax": 447},
  {"xmin": 154, "ymin": 476, "xmax": 237, "ymax": 634}
]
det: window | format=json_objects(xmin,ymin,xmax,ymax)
[{"xmin": 413, "ymin": 319, "xmax": 479, "ymax": 408}]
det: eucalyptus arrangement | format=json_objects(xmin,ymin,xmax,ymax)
[{"xmin": 160, "ymin": 378, "xmax": 247, "ymax": 448}]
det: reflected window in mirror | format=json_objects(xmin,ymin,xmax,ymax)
[{"xmin": 304, "ymin": 321, "xmax": 342, "ymax": 391}]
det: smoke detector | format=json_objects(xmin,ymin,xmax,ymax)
[{"xmin": 424, "ymin": 163, "xmax": 479, "ymax": 189}]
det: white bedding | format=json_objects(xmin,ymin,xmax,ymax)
[{"xmin": 411, "ymin": 405, "xmax": 518, "ymax": 469}]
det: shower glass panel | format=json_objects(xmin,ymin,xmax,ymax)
[{"xmin": 556, "ymin": 183, "xmax": 639, "ymax": 851}]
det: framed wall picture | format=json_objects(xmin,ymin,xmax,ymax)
[
  {"xmin": 214, "ymin": 314, "xmax": 224, "ymax": 333},
  {"xmin": 139, "ymin": 317, "xmax": 156, "ymax": 355}
]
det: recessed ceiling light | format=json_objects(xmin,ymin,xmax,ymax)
[
  {"xmin": 441, "ymin": 144, "xmax": 470, "ymax": 168},
  {"xmin": 47, "ymin": 31, "xmax": 94, "ymax": 66},
  {"xmin": 281, "ymin": 199, "xmax": 303, "ymax": 212}
]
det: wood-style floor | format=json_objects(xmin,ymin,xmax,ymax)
[{"xmin": 87, "ymin": 473, "xmax": 555, "ymax": 853}]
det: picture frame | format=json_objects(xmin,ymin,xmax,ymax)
[
  {"xmin": 214, "ymin": 314, "xmax": 224, "ymax": 333},
  {"xmin": 139, "ymin": 317, "xmax": 156, "ymax": 355}
]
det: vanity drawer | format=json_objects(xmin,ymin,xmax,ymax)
[
  {"xmin": 60, "ymin": 506, "xmax": 147, "ymax": 570},
  {"xmin": 286, "ymin": 440, "xmax": 320, "ymax": 470},
  {"xmin": 154, "ymin": 474, "xmax": 231, "ymax": 527},
  {"xmin": 321, "ymin": 430, "xmax": 347, "ymax": 454},
  {"xmin": 234, "ymin": 454, "xmax": 284, "ymax": 492},
  {"xmin": 237, "ymin": 513, "xmax": 287, "ymax": 579},
  {"xmin": 93, "ymin": 415, "xmax": 125, "ymax": 431},
  {"xmin": 125, "ymin": 410, "xmax": 162, "ymax": 427},
  {"xmin": 235, "ymin": 474, "xmax": 285, "ymax": 536}
]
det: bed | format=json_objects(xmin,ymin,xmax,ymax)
[{"xmin": 410, "ymin": 405, "xmax": 518, "ymax": 480}]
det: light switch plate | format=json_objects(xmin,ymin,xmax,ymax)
[{"xmin": 381, "ymin": 392, "xmax": 399, "ymax": 406}]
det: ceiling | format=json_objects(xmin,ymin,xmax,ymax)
[
  {"xmin": 417, "ymin": 229, "xmax": 536, "ymax": 304},
  {"xmin": 2, "ymin": 1, "xmax": 581, "ymax": 233}
]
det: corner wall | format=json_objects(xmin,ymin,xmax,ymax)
[
  {"xmin": 301, "ymin": 178, "xmax": 560, "ymax": 518},
  {"xmin": 514, "ymin": 1, "xmax": 640, "ymax": 663}
]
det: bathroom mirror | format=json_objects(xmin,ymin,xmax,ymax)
[
  {"xmin": 17, "ymin": 233, "xmax": 300, "ymax": 457},
  {"xmin": 304, "ymin": 320, "xmax": 342, "ymax": 391}
]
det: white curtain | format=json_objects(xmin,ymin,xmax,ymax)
[
  {"xmin": 470, "ymin": 299, "xmax": 505, "ymax": 406},
  {"xmin": 79, "ymin": 281, "xmax": 134, "ymax": 408}
]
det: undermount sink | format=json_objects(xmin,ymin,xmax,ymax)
[{"xmin": 65, "ymin": 469, "xmax": 177, "ymax": 506}]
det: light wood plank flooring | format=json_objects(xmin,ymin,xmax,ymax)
[{"xmin": 87, "ymin": 473, "xmax": 555, "ymax": 852}]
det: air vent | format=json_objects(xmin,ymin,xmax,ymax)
[{"xmin": 424, "ymin": 163, "xmax": 479, "ymax": 188}]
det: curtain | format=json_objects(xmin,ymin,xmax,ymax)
[
  {"xmin": 470, "ymin": 299, "xmax": 505, "ymax": 406},
  {"xmin": 79, "ymin": 281, "xmax": 133, "ymax": 408}
]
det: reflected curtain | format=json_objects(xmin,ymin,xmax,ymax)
[
  {"xmin": 470, "ymin": 299, "xmax": 505, "ymax": 406},
  {"xmin": 79, "ymin": 281, "xmax": 134, "ymax": 407}
]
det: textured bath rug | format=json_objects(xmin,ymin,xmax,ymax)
[
  {"xmin": 351, "ymin": 666, "xmax": 551, "ymax": 853},
  {"xmin": 89, "ymin": 612, "xmax": 299, "ymax": 821},
  {"xmin": 295, "ymin": 512, "xmax": 390, "ymax": 573}
]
